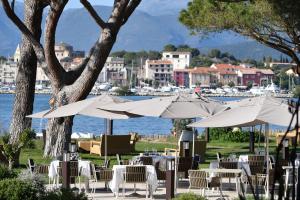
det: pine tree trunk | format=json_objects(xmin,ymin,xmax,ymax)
[
  {"xmin": 8, "ymin": 1, "xmax": 43, "ymax": 165},
  {"xmin": 44, "ymin": 117, "xmax": 73, "ymax": 157}
]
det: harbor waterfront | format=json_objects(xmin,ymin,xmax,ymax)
[{"xmin": 0, "ymin": 94, "xmax": 287, "ymax": 135}]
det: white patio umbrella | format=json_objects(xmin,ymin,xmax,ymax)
[
  {"xmin": 100, "ymin": 94, "xmax": 227, "ymax": 119},
  {"xmin": 27, "ymin": 94, "xmax": 140, "ymax": 161},
  {"xmin": 188, "ymin": 95, "xmax": 298, "ymax": 198},
  {"xmin": 100, "ymin": 94, "xmax": 228, "ymax": 194}
]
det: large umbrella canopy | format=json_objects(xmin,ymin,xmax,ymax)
[
  {"xmin": 189, "ymin": 95, "xmax": 296, "ymax": 128},
  {"xmin": 27, "ymin": 94, "xmax": 140, "ymax": 119},
  {"xmin": 100, "ymin": 94, "xmax": 227, "ymax": 119}
]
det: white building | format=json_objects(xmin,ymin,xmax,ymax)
[
  {"xmin": 144, "ymin": 59, "xmax": 173, "ymax": 86},
  {"xmin": 162, "ymin": 51, "xmax": 191, "ymax": 70},
  {"xmin": 98, "ymin": 57, "xmax": 126, "ymax": 83},
  {"xmin": 0, "ymin": 59, "xmax": 17, "ymax": 84}
]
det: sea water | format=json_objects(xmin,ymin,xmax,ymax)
[{"xmin": 0, "ymin": 94, "xmax": 287, "ymax": 135}]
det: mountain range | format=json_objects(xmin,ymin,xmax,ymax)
[{"xmin": 0, "ymin": 1, "xmax": 281, "ymax": 60}]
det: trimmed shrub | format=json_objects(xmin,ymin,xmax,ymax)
[
  {"xmin": 43, "ymin": 188, "xmax": 88, "ymax": 200},
  {"xmin": 0, "ymin": 164, "xmax": 17, "ymax": 179},
  {"xmin": 173, "ymin": 193, "xmax": 207, "ymax": 200},
  {"xmin": 0, "ymin": 179, "xmax": 41, "ymax": 200},
  {"xmin": 209, "ymin": 128, "xmax": 264, "ymax": 143}
]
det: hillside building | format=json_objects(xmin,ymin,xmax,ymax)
[
  {"xmin": 98, "ymin": 57, "xmax": 128, "ymax": 85},
  {"xmin": 162, "ymin": 51, "xmax": 191, "ymax": 70},
  {"xmin": 144, "ymin": 59, "xmax": 173, "ymax": 86}
]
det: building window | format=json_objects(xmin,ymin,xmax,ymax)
[
  {"xmin": 173, "ymin": 55, "xmax": 179, "ymax": 58},
  {"xmin": 166, "ymin": 55, "xmax": 170, "ymax": 58},
  {"xmin": 156, "ymin": 69, "xmax": 158, "ymax": 72},
  {"xmin": 162, "ymin": 69, "xmax": 164, "ymax": 72}
]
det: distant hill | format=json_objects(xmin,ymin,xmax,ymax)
[{"xmin": 0, "ymin": 3, "xmax": 283, "ymax": 60}]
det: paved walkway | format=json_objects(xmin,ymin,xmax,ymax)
[{"xmin": 81, "ymin": 180, "xmax": 242, "ymax": 200}]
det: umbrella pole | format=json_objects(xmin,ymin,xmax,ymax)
[
  {"xmin": 192, "ymin": 118, "xmax": 196, "ymax": 157},
  {"xmin": 265, "ymin": 123, "xmax": 270, "ymax": 199}
]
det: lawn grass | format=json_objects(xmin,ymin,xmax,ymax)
[{"xmin": 17, "ymin": 136, "xmax": 286, "ymax": 169}]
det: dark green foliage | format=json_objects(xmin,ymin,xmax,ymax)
[
  {"xmin": 115, "ymin": 85, "xmax": 133, "ymax": 96},
  {"xmin": 173, "ymin": 193, "xmax": 206, "ymax": 200},
  {"xmin": 209, "ymin": 128, "xmax": 264, "ymax": 143},
  {"xmin": 172, "ymin": 119, "xmax": 193, "ymax": 134},
  {"xmin": 43, "ymin": 188, "xmax": 88, "ymax": 200},
  {"xmin": 293, "ymin": 85, "xmax": 300, "ymax": 97},
  {"xmin": 0, "ymin": 179, "xmax": 41, "ymax": 200},
  {"xmin": 0, "ymin": 165, "xmax": 17, "ymax": 179}
]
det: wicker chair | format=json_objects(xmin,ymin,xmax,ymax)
[
  {"xmin": 90, "ymin": 163, "xmax": 114, "ymax": 195},
  {"xmin": 56, "ymin": 161, "xmax": 80, "ymax": 188},
  {"xmin": 178, "ymin": 157, "xmax": 193, "ymax": 179},
  {"xmin": 34, "ymin": 165, "xmax": 51, "ymax": 186},
  {"xmin": 140, "ymin": 156, "xmax": 153, "ymax": 165},
  {"xmin": 122, "ymin": 166, "xmax": 149, "ymax": 198},
  {"xmin": 219, "ymin": 162, "xmax": 238, "ymax": 184},
  {"xmin": 188, "ymin": 170, "xmax": 222, "ymax": 197}
]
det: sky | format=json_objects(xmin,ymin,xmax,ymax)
[
  {"xmin": 66, "ymin": 0, "xmax": 114, "ymax": 9},
  {"xmin": 16, "ymin": 0, "xmax": 115, "ymax": 9}
]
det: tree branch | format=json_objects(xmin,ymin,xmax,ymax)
[
  {"xmin": 44, "ymin": 1, "xmax": 68, "ymax": 89},
  {"xmin": 122, "ymin": 0, "xmax": 141, "ymax": 25},
  {"xmin": 80, "ymin": 0, "xmax": 107, "ymax": 29},
  {"xmin": 0, "ymin": 0, "xmax": 45, "ymax": 63}
]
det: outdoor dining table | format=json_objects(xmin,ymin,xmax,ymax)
[
  {"xmin": 200, "ymin": 168, "xmax": 243, "ymax": 195},
  {"xmin": 109, "ymin": 165, "xmax": 158, "ymax": 197}
]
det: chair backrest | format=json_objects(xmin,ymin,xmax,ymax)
[
  {"xmin": 125, "ymin": 166, "xmax": 146, "ymax": 183},
  {"xmin": 219, "ymin": 161, "xmax": 238, "ymax": 178},
  {"xmin": 140, "ymin": 156, "xmax": 153, "ymax": 165},
  {"xmin": 98, "ymin": 168, "xmax": 114, "ymax": 182},
  {"xmin": 248, "ymin": 155, "xmax": 265, "ymax": 162},
  {"xmin": 34, "ymin": 165, "xmax": 49, "ymax": 174},
  {"xmin": 249, "ymin": 161, "xmax": 264, "ymax": 175},
  {"xmin": 188, "ymin": 170, "xmax": 207, "ymax": 189},
  {"xmin": 69, "ymin": 161, "xmax": 79, "ymax": 177}
]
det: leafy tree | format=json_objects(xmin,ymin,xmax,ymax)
[
  {"xmin": 148, "ymin": 51, "xmax": 161, "ymax": 60},
  {"xmin": 179, "ymin": 0, "xmax": 300, "ymax": 74},
  {"xmin": 228, "ymin": 81, "xmax": 235, "ymax": 88},
  {"xmin": 208, "ymin": 49, "xmax": 221, "ymax": 58},
  {"xmin": 1, "ymin": 129, "xmax": 34, "ymax": 169},
  {"xmin": 110, "ymin": 50, "xmax": 127, "ymax": 58},
  {"xmin": 163, "ymin": 44, "xmax": 177, "ymax": 51}
]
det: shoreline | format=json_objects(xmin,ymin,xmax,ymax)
[{"xmin": 0, "ymin": 91, "xmax": 293, "ymax": 98}]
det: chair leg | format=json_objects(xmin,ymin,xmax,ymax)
[
  {"xmin": 134, "ymin": 183, "xmax": 136, "ymax": 193},
  {"xmin": 122, "ymin": 182, "xmax": 125, "ymax": 197}
]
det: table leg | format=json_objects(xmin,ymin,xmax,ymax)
[
  {"xmin": 285, "ymin": 169, "xmax": 290, "ymax": 198},
  {"xmin": 84, "ymin": 177, "xmax": 90, "ymax": 192}
]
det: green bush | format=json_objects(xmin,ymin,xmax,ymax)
[
  {"xmin": 43, "ymin": 188, "xmax": 88, "ymax": 200},
  {"xmin": 0, "ymin": 179, "xmax": 41, "ymax": 200},
  {"xmin": 0, "ymin": 164, "xmax": 17, "ymax": 179},
  {"xmin": 173, "ymin": 193, "xmax": 206, "ymax": 200},
  {"xmin": 209, "ymin": 128, "xmax": 264, "ymax": 143}
]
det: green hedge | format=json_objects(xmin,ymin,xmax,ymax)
[
  {"xmin": 209, "ymin": 128, "xmax": 264, "ymax": 143},
  {"xmin": 0, "ymin": 164, "xmax": 17, "ymax": 179},
  {"xmin": 0, "ymin": 179, "xmax": 41, "ymax": 200}
]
